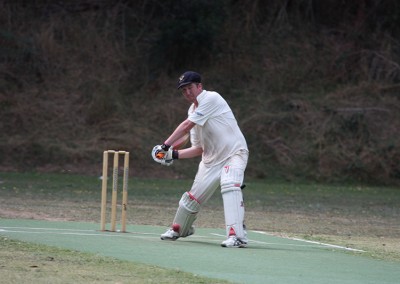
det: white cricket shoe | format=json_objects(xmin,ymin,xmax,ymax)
[
  {"xmin": 160, "ymin": 226, "xmax": 195, "ymax": 241},
  {"xmin": 160, "ymin": 228, "xmax": 179, "ymax": 240},
  {"xmin": 221, "ymin": 236, "xmax": 247, "ymax": 248}
]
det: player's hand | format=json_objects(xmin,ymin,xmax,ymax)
[
  {"xmin": 151, "ymin": 145, "xmax": 174, "ymax": 166},
  {"xmin": 161, "ymin": 143, "xmax": 171, "ymax": 151}
]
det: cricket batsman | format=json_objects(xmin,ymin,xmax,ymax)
[{"xmin": 151, "ymin": 71, "xmax": 249, "ymax": 248}]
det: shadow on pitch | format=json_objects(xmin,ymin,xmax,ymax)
[{"xmin": 178, "ymin": 239, "xmax": 310, "ymax": 252}]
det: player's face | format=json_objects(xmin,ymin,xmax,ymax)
[{"xmin": 180, "ymin": 83, "xmax": 202, "ymax": 103}]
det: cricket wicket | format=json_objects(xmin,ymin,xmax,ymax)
[{"xmin": 100, "ymin": 150, "xmax": 129, "ymax": 232}]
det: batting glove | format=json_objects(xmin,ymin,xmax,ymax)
[{"xmin": 151, "ymin": 145, "xmax": 174, "ymax": 166}]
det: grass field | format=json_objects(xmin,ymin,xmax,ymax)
[
  {"xmin": 0, "ymin": 172, "xmax": 399, "ymax": 282},
  {"xmin": 0, "ymin": 236, "xmax": 231, "ymax": 284}
]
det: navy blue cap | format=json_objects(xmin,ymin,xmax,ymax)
[{"xmin": 177, "ymin": 71, "xmax": 202, "ymax": 89}]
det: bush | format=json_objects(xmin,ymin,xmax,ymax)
[{"xmin": 1, "ymin": 1, "xmax": 399, "ymax": 185}]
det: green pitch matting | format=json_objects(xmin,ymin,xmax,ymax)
[{"xmin": 1, "ymin": 219, "xmax": 399, "ymax": 284}]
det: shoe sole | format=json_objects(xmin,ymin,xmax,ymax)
[
  {"xmin": 160, "ymin": 236, "xmax": 179, "ymax": 241},
  {"xmin": 221, "ymin": 243, "xmax": 247, "ymax": 248}
]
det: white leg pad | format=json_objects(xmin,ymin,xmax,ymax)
[
  {"xmin": 221, "ymin": 186, "xmax": 245, "ymax": 238},
  {"xmin": 172, "ymin": 192, "xmax": 200, "ymax": 237}
]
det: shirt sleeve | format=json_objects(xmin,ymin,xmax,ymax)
[
  {"xmin": 190, "ymin": 128, "xmax": 200, "ymax": 148},
  {"xmin": 188, "ymin": 92, "xmax": 221, "ymax": 126}
]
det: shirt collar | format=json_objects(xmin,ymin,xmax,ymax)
[{"xmin": 197, "ymin": 90, "xmax": 207, "ymax": 102}]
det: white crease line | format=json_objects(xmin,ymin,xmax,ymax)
[
  {"xmin": 0, "ymin": 226, "xmax": 161, "ymax": 236},
  {"xmin": 0, "ymin": 226, "xmax": 365, "ymax": 252},
  {"xmin": 0, "ymin": 227, "xmax": 161, "ymax": 238},
  {"xmin": 0, "ymin": 229, "xmax": 158, "ymax": 238},
  {"xmin": 251, "ymin": 230, "xmax": 366, "ymax": 252},
  {"xmin": 290, "ymin": 238, "xmax": 365, "ymax": 252},
  {"xmin": 211, "ymin": 233, "xmax": 327, "ymax": 248},
  {"xmin": 0, "ymin": 226, "xmax": 209, "ymax": 240},
  {"xmin": 0, "ymin": 226, "xmax": 95, "ymax": 232}
]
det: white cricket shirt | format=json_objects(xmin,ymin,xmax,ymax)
[{"xmin": 188, "ymin": 90, "xmax": 248, "ymax": 166}]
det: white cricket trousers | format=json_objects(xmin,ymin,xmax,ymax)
[{"xmin": 189, "ymin": 149, "xmax": 249, "ymax": 205}]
